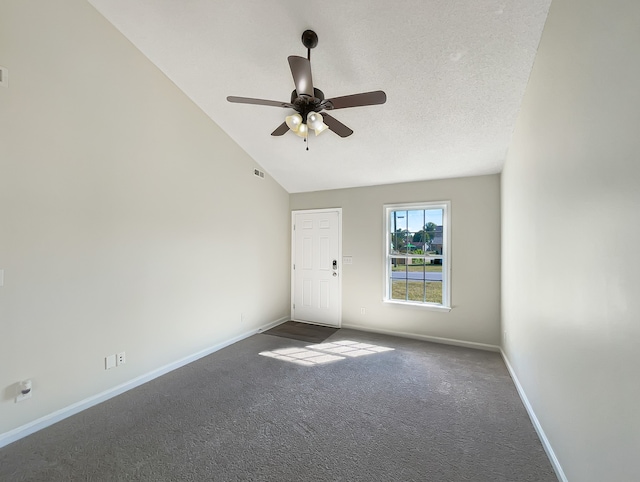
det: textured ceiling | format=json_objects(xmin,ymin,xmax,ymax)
[{"xmin": 88, "ymin": 0, "xmax": 551, "ymax": 193}]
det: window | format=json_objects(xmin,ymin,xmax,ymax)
[{"xmin": 383, "ymin": 202, "xmax": 451, "ymax": 310}]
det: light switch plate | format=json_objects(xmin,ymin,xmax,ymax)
[{"xmin": 343, "ymin": 256, "xmax": 353, "ymax": 265}]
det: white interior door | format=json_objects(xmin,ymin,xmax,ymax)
[{"xmin": 292, "ymin": 209, "xmax": 341, "ymax": 327}]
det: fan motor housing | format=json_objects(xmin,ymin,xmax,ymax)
[
  {"xmin": 290, "ymin": 88, "xmax": 324, "ymax": 104},
  {"xmin": 291, "ymin": 88, "xmax": 325, "ymax": 119}
]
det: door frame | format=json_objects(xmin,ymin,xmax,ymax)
[{"xmin": 291, "ymin": 208, "xmax": 343, "ymax": 327}]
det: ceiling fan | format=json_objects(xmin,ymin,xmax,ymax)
[{"xmin": 227, "ymin": 30, "xmax": 386, "ymax": 143}]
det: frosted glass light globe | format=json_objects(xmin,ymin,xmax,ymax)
[
  {"xmin": 295, "ymin": 123, "xmax": 308, "ymax": 138},
  {"xmin": 285, "ymin": 114, "xmax": 302, "ymax": 131}
]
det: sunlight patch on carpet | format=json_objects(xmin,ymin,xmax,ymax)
[
  {"xmin": 259, "ymin": 348, "xmax": 345, "ymax": 366},
  {"xmin": 308, "ymin": 340, "xmax": 394, "ymax": 357},
  {"xmin": 259, "ymin": 340, "xmax": 394, "ymax": 366}
]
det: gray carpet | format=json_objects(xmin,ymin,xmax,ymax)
[{"xmin": 0, "ymin": 329, "xmax": 557, "ymax": 481}]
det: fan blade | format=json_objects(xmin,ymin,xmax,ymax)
[
  {"xmin": 322, "ymin": 113, "xmax": 354, "ymax": 138},
  {"xmin": 227, "ymin": 96, "xmax": 293, "ymax": 108},
  {"xmin": 288, "ymin": 56, "xmax": 314, "ymax": 97},
  {"xmin": 323, "ymin": 90, "xmax": 387, "ymax": 110},
  {"xmin": 271, "ymin": 122, "xmax": 289, "ymax": 136}
]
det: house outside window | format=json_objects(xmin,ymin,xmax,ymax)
[{"xmin": 383, "ymin": 202, "xmax": 451, "ymax": 311}]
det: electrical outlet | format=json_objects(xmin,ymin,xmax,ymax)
[
  {"xmin": 117, "ymin": 352, "xmax": 126, "ymax": 366},
  {"xmin": 105, "ymin": 354, "xmax": 116, "ymax": 370},
  {"xmin": 360, "ymin": 307, "xmax": 366, "ymax": 315}
]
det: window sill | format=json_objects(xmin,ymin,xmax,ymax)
[{"xmin": 383, "ymin": 300, "xmax": 452, "ymax": 312}]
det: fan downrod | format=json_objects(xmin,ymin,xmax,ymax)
[{"xmin": 302, "ymin": 30, "xmax": 318, "ymax": 60}]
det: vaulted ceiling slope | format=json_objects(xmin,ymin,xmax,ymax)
[{"xmin": 88, "ymin": 0, "xmax": 551, "ymax": 193}]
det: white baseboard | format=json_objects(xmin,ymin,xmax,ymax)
[
  {"xmin": 341, "ymin": 323, "xmax": 501, "ymax": 352},
  {"xmin": 0, "ymin": 316, "xmax": 289, "ymax": 449},
  {"xmin": 500, "ymin": 350, "xmax": 567, "ymax": 482},
  {"xmin": 257, "ymin": 317, "xmax": 288, "ymax": 332}
]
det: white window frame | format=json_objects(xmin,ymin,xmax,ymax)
[{"xmin": 383, "ymin": 201, "xmax": 451, "ymax": 312}]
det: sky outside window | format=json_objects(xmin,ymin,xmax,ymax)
[{"xmin": 392, "ymin": 209, "xmax": 443, "ymax": 232}]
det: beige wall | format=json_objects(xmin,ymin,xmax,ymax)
[
  {"xmin": 501, "ymin": 0, "xmax": 640, "ymax": 480},
  {"xmin": 291, "ymin": 175, "xmax": 501, "ymax": 347},
  {"xmin": 0, "ymin": 0, "xmax": 290, "ymax": 435}
]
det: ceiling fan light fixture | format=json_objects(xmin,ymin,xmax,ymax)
[{"xmin": 286, "ymin": 113, "xmax": 303, "ymax": 132}]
